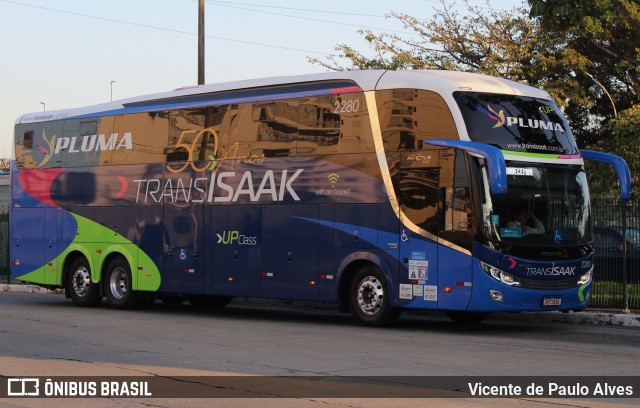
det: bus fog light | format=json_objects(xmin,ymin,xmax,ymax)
[{"xmin": 489, "ymin": 290, "xmax": 503, "ymax": 302}]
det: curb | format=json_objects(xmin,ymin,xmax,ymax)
[
  {"xmin": 1, "ymin": 284, "xmax": 638, "ymax": 327},
  {"xmin": 0, "ymin": 284, "xmax": 64, "ymax": 294},
  {"xmin": 492, "ymin": 310, "xmax": 640, "ymax": 328}
]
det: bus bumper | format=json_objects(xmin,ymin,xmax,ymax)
[{"xmin": 467, "ymin": 266, "xmax": 591, "ymax": 312}]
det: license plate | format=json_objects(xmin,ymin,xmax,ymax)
[{"xmin": 542, "ymin": 296, "xmax": 562, "ymax": 306}]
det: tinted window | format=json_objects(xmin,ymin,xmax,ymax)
[
  {"xmin": 298, "ymin": 93, "xmax": 373, "ymax": 155},
  {"xmin": 113, "ymin": 112, "xmax": 169, "ymax": 165},
  {"xmin": 454, "ymin": 92, "xmax": 578, "ymax": 155},
  {"xmin": 168, "ymin": 107, "xmax": 226, "ymax": 171},
  {"xmin": 377, "ymin": 89, "xmax": 458, "ymax": 152},
  {"xmin": 399, "ymin": 167, "xmax": 439, "ymax": 236},
  {"xmin": 438, "ymin": 150, "xmax": 473, "ymax": 250},
  {"xmin": 229, "ymin": 99, "xmax": 297, "ymax": 158}
]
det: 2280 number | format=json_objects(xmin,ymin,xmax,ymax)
[{"xmin": 333, "ymin": 99, "xmax": 360, "ymax": 113}]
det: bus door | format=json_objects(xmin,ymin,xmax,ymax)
[
  {"xmin": 398, "ymin": 149, "xmax": 474, "ymax": 310},
  {"xmin": 162, "ymin": 201, "xmax": 204, "ymax": 295},
  {"xmin": 435, "ymin": 149, "xmax": 473, "ymax": 310},
  {"xmin": 398, "ymin": 165, "xmax": 440, "ymax": 308}
]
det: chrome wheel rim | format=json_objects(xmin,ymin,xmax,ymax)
[
  {"xmin": 357, "ymin": 276, "xmax": 384, "ymax": 316},
  {"xmin": 71, "ymin": 266, "xmax": 91, "ymax": 297},
  {"xmin": 109, "ymin": 267, "xmax": 128, "ymax": 300}
]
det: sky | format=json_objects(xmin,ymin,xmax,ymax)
[{"xmin": 0, "ymin": 0, "xmax": 523, "ymax": 159}]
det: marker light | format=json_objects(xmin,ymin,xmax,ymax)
[{"xmin": 480, "ymin": 261, "xmax": 521, "ymax": 287}]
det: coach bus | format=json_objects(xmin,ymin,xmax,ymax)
[{"xmin": 11, "ymin": 70, "xmax": 631, "ymax": 325}]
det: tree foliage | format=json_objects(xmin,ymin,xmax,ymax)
[
  {"xmin": 586, "ymin": 105, "xmax": 640, "ymax": 197},
  {"xmin": 529, "ymin": 0, "xmax": 640, "ymax": 143}
]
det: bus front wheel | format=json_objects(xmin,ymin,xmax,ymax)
[
  {"xmin": 104, "ymin": 257, "xmax": 139, "ymax": 309},
  {"xmin": 348, "ymin": 265, "xmax": 399, "ymax": 327},
  {"xmin": 67, "ymin": 257, "xmax": 101, "ymax": 307}
]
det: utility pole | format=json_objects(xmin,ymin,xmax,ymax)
[{"xmin": 198, "ymin": 0, "xmax": 205, "ymax": 85}]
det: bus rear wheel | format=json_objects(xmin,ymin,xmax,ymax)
[
  {"xmin": 67, "ymin": 257, "xmax": 101, "ymax": 307},
  {"xmin": 348, "ymin": 265, "xmax": 399, "ymax": 327},
  {"xmin": 104, "ymin": 257, "xmax": 139, "ymax": 309}
]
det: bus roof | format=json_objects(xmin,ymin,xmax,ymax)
[{"xmin": 16, "ymin": 70, "xmax": 552, "ymax": 124}]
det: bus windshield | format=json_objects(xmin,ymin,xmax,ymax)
[
  {"xmin": 454, "ymin": 91, "xmax": 579, "ymax": 156},
  {"xmin": 482, "ymin": 165, "xmax": 592, "ymax": 244}
]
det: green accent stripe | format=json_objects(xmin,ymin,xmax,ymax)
[
  {"xmin": 578, "ymin": 283, "xmax": 587, "ymax": 302},
  {"xmin": 500, "ymin": 150, "xmax": 560, "ymax": 159},
  {"xmin": 16, "ymin": 212, "xmax": 161, "ymax": 292}
]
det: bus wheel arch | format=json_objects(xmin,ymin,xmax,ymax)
[{"xmin": 64, "ymin": 253, "xmax": 102, "ymax": 307}]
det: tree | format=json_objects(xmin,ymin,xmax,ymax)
[
  {"xmin": 528, "ymin": 0, "xmax": 640, "ymax": 146},
  {"xmin": 585, "ymin": 105, "xmax": 640, "ymax": 197},
  {"xmin": 529, "ymin": 0, "xmax": 640, "ymax": 197}
]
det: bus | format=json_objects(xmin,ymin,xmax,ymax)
[{"xmin": 11, "ymin": 70, "xmax": 631, "ymax": 326}]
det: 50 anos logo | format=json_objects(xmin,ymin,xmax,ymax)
[{"xmin": 216, "ymin": 230, "xmax": 257, "ymax": 245}]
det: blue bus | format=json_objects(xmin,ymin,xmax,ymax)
[{"xmin": 11, "ymin": 70, "xmax": 631, "ymax": 325}]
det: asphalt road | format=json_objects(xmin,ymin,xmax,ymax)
[{"xmin": 0, "ymin": 291, "xmax": 638, "ymax": 408}]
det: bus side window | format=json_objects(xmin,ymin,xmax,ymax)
[
  {"xmin": 398, "ymin": 168, "xmax": 439, "ymax": 236},
  {"xmin": 298, "ymin": 95, "xmax": 339, "ymax": 155},
  {"xmin": 377, "ymin": 89, "xmax": 458, "ymax": 152},
  {"xmin": 167, "ymin": 107, "xmax": 226, "ymax": 166},
  {"xmin": 439, "ymin": 150, "xmax": 472, "ymax": 250},
  {"xmin": 113, "ymin": 112, "xmax": 167, "ymax": 165},
  {"xmin": 297, "ymin": 93, "xmax": 373, "ymax": 155},
  {"xmin": 231, "ymin": 99, "xmax": 297, "ymax": 158}
]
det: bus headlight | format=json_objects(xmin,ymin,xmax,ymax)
[
  {"xmin": 577, "ymin": 267, "xmax": 593, "ymax": 285},
  {"xmin": 480, "ymin": 261, "xmax": 521, "ymax": 287}
]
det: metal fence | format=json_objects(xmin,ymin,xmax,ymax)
[
  {"xmin": 0, "ymin": 214, "xmax": 8, "ymax": 284},
  {"xmin": 591, "ymin": 198, "xmax": 640, "ymax": 310}
]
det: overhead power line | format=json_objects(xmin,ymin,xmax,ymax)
[
  {"xmin": 0, "ymin": 0, "xmax": 338, "ymax": 56},
  {"xmin": 204, "ymin": 0, "xmax": 419, "ymax": 36},
  {"xmin": 204, "ymin": 0, "xmax": 387, "ymax": 18}
]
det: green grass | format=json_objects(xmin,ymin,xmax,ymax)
[{"xmin": 590, "ymin": 281, "xmax": 640, "ymax": 310}]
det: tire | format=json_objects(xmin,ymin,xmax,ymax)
[
  {"xmin": 187, "ymin": 295, "xmax": 232, "ymax": 308},
  {"xmin": 66, "ymin": 257, "xmax": 102, "ymax": 307},
  {"xmin": 446, "ymin": 311, "xmax": 489, "ymax": 325},
  {"xmin": 348, "ymin": 265, "xmax": 400, "ymax": 327},
  {"xmin": 103, "ymin": 257, "xmax": 139, "ymax": 309}
]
